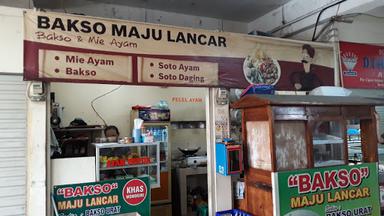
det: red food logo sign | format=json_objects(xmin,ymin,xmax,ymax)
[{"xmin": 122, "ymin": 179, "xmax": 147, "ymax": 206}]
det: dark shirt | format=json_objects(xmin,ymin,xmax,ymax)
[{"xmin": 290, "ymin": 70, "xmax": 322, "ymax": 91}]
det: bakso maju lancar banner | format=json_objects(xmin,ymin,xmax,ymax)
[{"xmin": 24, "ymin": 10, "xmax": 335, "ymax": 90}]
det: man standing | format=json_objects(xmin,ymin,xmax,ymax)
[{"xmin": 290, "ymin": 44, "xmax": 322, "ymax": 91}]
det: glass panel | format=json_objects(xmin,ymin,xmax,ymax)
[
  {"xmin": 99, "ymin": 169, "xmax": 133, "ymax": 180},
  {"xmin": 274, "ymin": 121, "xmax": 307, "ymax": 171},
  {"xmin": 345, "ymin": 119, "xmax": 384, "ymax": 187},
  {"xmin": 347, "ymin": 120, "xmax": 362, "ymax": 165},
  {"xmin": 100, "ymin": 166, "xmax": 154, "ymax": 181},
  {"xmin": 160, "ymin": 141, "xmax": 168, "ymax": 171},
  {"xmin": 312, "ymin": 120, "xmax": 345, "ymax": 167},
  {"xmin": 379, "ymin": 148, "xmax": 384, "ymax": 186},
  {"xmin": 230, "ymin": 108, "xmax": 242, "ymax": 144},
  {"xmin": 143, "ymin": 125, "xmax": 168, "ymax": 142},
  {"xmin": 97, "ymin": 143, "xmax": 159, "ymax": 187},
  {"xmin": 143, "ymin": 125, "xmax": 168, "ymax": 172},
  {"xmin": 148, "ymin": 166, "xmax": 158, "ymax": 185},
  {"xmin": 228, "ymin": 150, "xmax": 240, "ymax": 172},
  {"xmin": 246, "ymin": 121, "xmax": 271, "ymax": 170},
  {"xmin": 100, "ymin": 165, "xmax": 158, "ymax": 184}
]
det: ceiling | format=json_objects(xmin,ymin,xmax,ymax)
[
  {"xmin": 33, "ymin": 0, "xmax": 291, "ymax": 22},
  {"xmin": 366, "ymin": 5, "xmax": 384, "ymax": 16}
]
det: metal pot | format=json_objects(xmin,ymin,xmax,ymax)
[{"xmin": 178, "ymin": 147, "xmax": 200, "ymax": 156}]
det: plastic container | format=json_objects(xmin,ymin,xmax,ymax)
[
  {"xmin": 197, "ymin": 203, "xmax": 208, "ymax": 216},
  {"xmin": 309, "ymin": 86, "xmax": 352, "ymax": 96},
  {"xmin": 138, "ymin": 109, "xmax": 170, "ymax": 121},
  {"xmin": 216, "ymin": 209, "xmax": 251, "ymax": 216},
  {"xmin": 162, "ymin": 129, "xmax": 167, "ymax": 142},
  {"xmin": 132, "ymin": 129, "xmax": 141, "ymax": 143},
  {"xmin": 240, "ymin": 84, "xmax": 275, "ymax": 97}
]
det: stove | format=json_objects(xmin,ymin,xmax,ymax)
[
  {"xmin": 185, "ymin": 156, "xmax": 207, "ymax": 167},
  {"xmin": 174, "ymin": 155, "xmax": 207, "ymax": 168}
]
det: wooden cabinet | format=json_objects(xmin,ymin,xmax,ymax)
[{"xmin": 233, "ymin": 94, "xmax": 384, "ymax": 216}]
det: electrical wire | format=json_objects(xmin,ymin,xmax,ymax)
[
  {"xmin": 313, "ymin": 12, "xmax": 384, "ymax": 41},
  {"xmin": 91, "ymin": 85, "xmax": 122, "ymax": 126},
  {"xmin": 282, "ymin": 10, "xmax": 383, "ymax": 39},
  {"xmin": 313, "ymin": 21, "xmax": 334, "ymax": 41},
  {"xmin": 313, "ymin": 3, "xmax": 341, "ymax": 42},
  {"xmin": 312, "ymin": 0, "xmax": 347, "ymax": 41}
]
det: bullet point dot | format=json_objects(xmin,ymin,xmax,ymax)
[
  {"xmin": 55, "ymin": 56, "xmax": 60, "ymax": 60},
  {"xmin": 150, "ymin": 74, "xmax": 154, "ymax": 78},
  {"xmin": 150, "ymin": 63, "xmax": 154, "ymax": 67},
  {"xmin": 55, "ymin": 69, "xmax": 60, "ymax": 73}
]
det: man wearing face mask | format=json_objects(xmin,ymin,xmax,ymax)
[{"xmin": 290, "ymin": 44, "xmax": 323, "ymax": 91}]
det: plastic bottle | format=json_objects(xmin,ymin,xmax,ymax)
[
  {"xmin": 160, "ymin": 129, "xmax": 164, "ymax": 142},
  {"xmin": 148, "ymin": 129, "xmax": 154, "ymax": 142},
  {"xmin": 144, "ymin": 129, "xmax": 150, "ymax": 142},
  {"xmin": 153, "ymin": 129, "xmax": 158, "ymax": 142},
  {"xmin": 156, "ymin": 129, "xmax": 161, "ymax": 141},
  {"xmin": 160, "ymin": 129, "xmax": 164, "ymax": 141},
  {"xmin": 162, "ymin": 129, "xmax": 167, "ymax": 142},
  {"xmin": 140, "ymin": 126, "xmax": 146, "ymax": 143}
]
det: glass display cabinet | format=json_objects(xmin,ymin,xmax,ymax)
[
  {"xmin": 232, "ymin": 94, "xmax": 384, "ymax": 216},
  {"xmin": 131, "ymin": 109, "xmax": 172, "ymax": 204},
  {"xmin": 140, "ymin": 122, "xmax": 172, "ymax": 204},
  {"xmin": 94, "ymin": 142, "xmax": 160, "ymax": 188}
]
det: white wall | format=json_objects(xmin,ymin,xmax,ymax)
[
  {"xmin": 0, "ymin": 6, "xmax": 24, "ymax": 73},
  {"xmin": 248, "ymin": 0, "xmax": 335, "ymax": 37},
  {"xmin": 336, "ymin": 12, "xmax": 384, "ymax": 44},
  {"xmin": 247, "ymin": 0, "xmax": 384, "ymax": 41},
  {"xmin": 51, "ymin": 1, "xmax": 248, "ymax": 34},
  {"xmin": 26, "ymin": 93, "xmax": 47, "ymax": 216},
  {"xmin": 0, "ymin": 5, "xmax": 48, "ymax": 216},
  {"xmin": 51, "ymin": 83, "xmax": 207, "ymax": 156}
]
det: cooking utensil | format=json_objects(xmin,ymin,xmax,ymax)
[{"xmin": 178, "ymin": 147, "xmax": 201, "ymax": 156}]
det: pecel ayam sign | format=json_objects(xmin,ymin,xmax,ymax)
[{"xmin": 24, "ymin": 10, "xmax": 335, "ymax": 90}]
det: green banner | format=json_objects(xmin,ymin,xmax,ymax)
[
  {"xmin": 275, "ymin": 163, "xmax": 380, "ymax": 216},
  {"xmin": 53, "ymin": 177, "xmax": 150, "ymax": 216}
]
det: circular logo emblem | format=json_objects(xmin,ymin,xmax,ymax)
[
  {"xmin": 243, "ymin": 56, "xmax": 281, "ymax": 85},
  {"xmin": 122, "ymin": 179, "xmax": 147, "ymax": 206}
]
